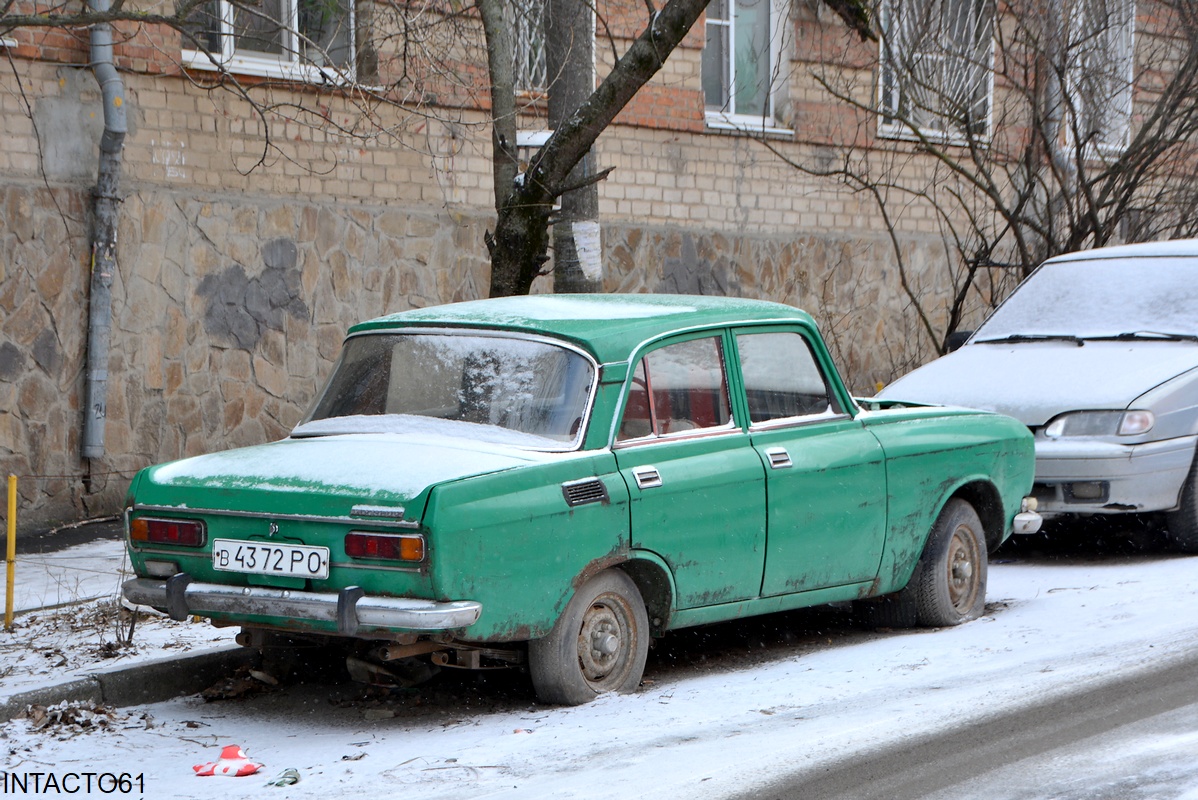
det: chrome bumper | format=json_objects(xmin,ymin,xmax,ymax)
[{"xmin": 122, "ymin": 576, "xmax": 482, "ymax": 637}]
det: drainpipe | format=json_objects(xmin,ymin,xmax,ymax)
[{"xmin": 81, "ymin": 0, "xmax": 127, "ymax": 467}]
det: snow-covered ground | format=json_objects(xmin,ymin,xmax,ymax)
[
  {"xmin": 3, "ymin": 543, "xmax": 1198, "ymax": 799},
  {"xmin": 0, "ymin": 538, "xmax": 236, "ymax": 701}
]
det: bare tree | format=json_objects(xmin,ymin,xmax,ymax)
[
  {"xmin": 780, "ymin": 0, "xmax": 1198, "ymax": 356},
  {"xmin": 479, "ymin": 0, "xmax": 872, "ymax": 296}
]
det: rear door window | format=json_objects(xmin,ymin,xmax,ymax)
[{"xmin": 618, "ymin": 336, "xmax": 733, "ymax": 441}]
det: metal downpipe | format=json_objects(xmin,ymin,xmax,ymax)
[{"xmin": 81, "ymin": 0, "xmax": 127, "ymax": 462}]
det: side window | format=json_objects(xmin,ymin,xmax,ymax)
[
  {"xmin": 737, "ymin": 332, "xmax": 838, "ymax": 423},
  {"xmin": 617, "ymin": 336, "xmax": 733, "ymax": 441}
]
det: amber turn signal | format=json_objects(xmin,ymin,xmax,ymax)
[
  {"xmin": 129, "ymin": 517, "xmax": 206, "ymax": 547},
  {"xmin": 344, "ymin": 532, "xmax": 425, "ymax": 562}
]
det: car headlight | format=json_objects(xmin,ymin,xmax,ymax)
[{"xmin": 1043, "ymin": 410, "xmax": 1155, "ymax": 438}]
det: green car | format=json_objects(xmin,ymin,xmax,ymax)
[{"xmin": 122, "ymin": 294, "xmax": 1040, "ymax": 705}]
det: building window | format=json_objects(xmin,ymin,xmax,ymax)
[
  {"xmin": 183, "ymin": 0, "xmax": 355, "ymax": 81},
  {"xmin": 509, "ymin": 0, "xmax": 548, "ymax": 93},
  {"xmin": 702, "ymin": 0, "xmax": 785, "ymax": 129},
  {"xmin": 879, "ymin": 0, "xmax": 994, "ymax": 141},
  {"xmin": 1068, "ymin": 0, "xmax": 1135, "ymax": 156}
]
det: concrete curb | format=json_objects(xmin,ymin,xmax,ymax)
[{"xmin": 1, "ymin": 645, "xmax": 256, "ymax": 720}]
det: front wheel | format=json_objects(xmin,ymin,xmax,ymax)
[
  {"xmin": 911, "ymin": 498, "xmax": 988, "ymax": 626},
  {"xmin": 528, "ymin": 570, "xmax": 649, "ymax": 706},
  {"xmin": 1165, "ymin": 458, "xmax": 1198, "ymax": 553},
  {"xmin": 862, "ymin": 499, "xmax": 987, "ymax": 628}
]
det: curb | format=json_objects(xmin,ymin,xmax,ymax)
[{"xmin": 0, "ymin": 645, "xmax": 256, "ymax": 721}]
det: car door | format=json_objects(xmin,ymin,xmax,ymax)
[
  {"xmin": 613, "ymin": 332, "xmax": 767, "ymax": 609},
  {"xmin": 733, "ymin": 328, "xmax": 887, "ymax": 595}
]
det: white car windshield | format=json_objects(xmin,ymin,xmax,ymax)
[
  {"xmin": 294, "ymin": 332, "xmax": 594, "ymax": 449},
  {"xmin": 974, "ymin": 257, "xmax": 1198, "ymax": 341}
]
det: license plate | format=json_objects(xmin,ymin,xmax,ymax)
[{"xmin": 212, "ymin": 539, "xmax": 330, "ymax": 579}]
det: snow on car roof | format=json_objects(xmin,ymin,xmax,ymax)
[
  {"xmin": 1047, "ymin": 238, "xmax": 1198, "ymax": 262},
  {"xmin": 348, "ymin": 294, "xmax": 814, "ymax": 364}
]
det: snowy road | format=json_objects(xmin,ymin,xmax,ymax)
[
  {"xmin": 4, "ymin": 535, "xmax": 1198, "ymax": 799},
  {"xmin": 744, "ymin": 640, "xmax": 1198, "ymax": 799}
]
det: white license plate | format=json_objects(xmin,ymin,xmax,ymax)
[{"xmin": 212, "ymin": 539, "xmax": 330, "ymax": 579}]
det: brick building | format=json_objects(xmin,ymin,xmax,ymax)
[{"xmin": 0, "ymin": 0, "xmax": 1172, "ymax": 526}]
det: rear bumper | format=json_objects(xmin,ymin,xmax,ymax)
[{"xmin": 122, "ymin": 576, "xmax": 482, "ymax": 637}]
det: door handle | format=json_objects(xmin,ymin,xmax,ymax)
[{"xmin": 632, "ymin": 466, "xmax": 663, "ymax": 489}]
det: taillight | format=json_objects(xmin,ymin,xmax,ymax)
[
  {"xmin": 344, "ymin": 532, "xmax": 425, "ymax": 562},
  {"xmin": 129, "ymin": 517, "xmax": 206, "ymax": 547}
]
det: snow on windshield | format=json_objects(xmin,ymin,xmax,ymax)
[
  {"xmin": 976, "ymin": 257, "xmax": 1198, "ymax": 339},
  {"xmin": 298, "ymin": 332, "xmax": 594, "ymax": 448}
]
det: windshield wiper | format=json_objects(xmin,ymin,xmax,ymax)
[
  {"xmin": 1093, "ymin": 331, "xmax": 1198, "ymax": 343},
  {"xmin": 974, "ymin": 334, "xmax": 1085, "ymax": 347}
]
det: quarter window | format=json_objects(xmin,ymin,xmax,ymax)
[
  {"xmin": 737, "ymin": 332, "xmax": 838, "ymax": 423},
  {"xmin": 618, "ymin": 337, "xmax": 733, "ymax": 441},
  {"xmin": 183, "ymin": 0, "xmax": 355, "ymax": 81},
  {"xmin": 879, "ymin": 0, "xmax": 994, "ymax": 141}
]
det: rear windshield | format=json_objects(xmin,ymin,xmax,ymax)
[
  {"xmin": 975, "ymin": 257, "xmax": 1198, "ymax": 340},
  {"xmin": 294, "ymin": 332, "xmax": 595, "ymax": 450}
]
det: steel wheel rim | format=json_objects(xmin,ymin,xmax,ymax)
[
  {"xmin": 576, "ymin": 593, "xmax": 634, "ymax": 688},
  {"xmin": 946, "ymin": 524, "xmax": 981, "ymax": 613}
]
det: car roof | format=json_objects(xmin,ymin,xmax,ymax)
[
  {"xmin": 349, "ymin": 294, "xmax": 813, "ymax": 363},
  {"xmin": 1046, "ymin": 238, "xmax": 1198, "ymax": 263}
]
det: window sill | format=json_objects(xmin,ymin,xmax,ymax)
[
  {"xmin": 704, "ymin": 112, "xmax": 793, "ymax": 138},
  {"xmin": 876, "ymin": 120, "xmax": 989, "ymax": 148},
  {"xmin": 182, "ymin": 49, "xmax": 354, "ymax": 85},
  {"xmin": 0, "ymin": 37, "xmax": 16, "ymax": 48}
]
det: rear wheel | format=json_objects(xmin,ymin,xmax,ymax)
[
  {"xmin": 1165, "ymin": 458, "xmax": 1198, "ymax": 553},
  {"xmin": 529, "ymin": 570, "xmax": 649, "ymax": 706}
]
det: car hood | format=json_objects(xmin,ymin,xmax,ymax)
[
  {"xmin": 135, "ymin": 433, "xmax": 557, "ymax": 519},
  {"xmin": 880, "ymin": 341, "xmax": 1198, "ymax": 427}
]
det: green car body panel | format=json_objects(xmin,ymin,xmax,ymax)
[{"xmin": 122, "ymin": 294, "xmax": 1036, "ymax": 649}]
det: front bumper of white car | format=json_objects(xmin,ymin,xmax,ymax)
[{"xmin": 1030, "ymin": 435, "xmax": 1196, "ymax": 516}]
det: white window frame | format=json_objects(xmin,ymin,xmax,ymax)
[
  {"xmin": 878, "ymin": 0, "xmax": 995, "ymax": 144},
  {"xmin": 702, "ymin": 0, "xmax": 792, "ymax": 134},
  {"xmin": 181, "ymin": 0, "xmax": 356, "ymax": 83},
  {"xmin": 1066, "ymin": 0, "xmax": 1135, "ymax": 158}
]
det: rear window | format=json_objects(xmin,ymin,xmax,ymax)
[{"xmin": 295, "ymin": 332, "xmax": 595, "ymax": 450}]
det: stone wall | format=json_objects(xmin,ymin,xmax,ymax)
[{"xmin": 0, "ymin": 175, "xmax": 949, "ymax": 531}]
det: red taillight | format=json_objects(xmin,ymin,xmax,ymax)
[
  {"xmin": 344, "ymin": 532, "xmax": 425, "ymax": 562},
  {"xmin": 130, "ymin": 517, "xmax": 205, "ymax": 547}
]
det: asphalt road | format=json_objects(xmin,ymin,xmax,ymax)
[{"xmin": 736, "ymin": 521, "xmax": 1198, "ymax": 800}]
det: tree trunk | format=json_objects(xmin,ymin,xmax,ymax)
[
  {"xmin": 546, "ymin": 0, "xmax": 601, "ymax": 293},
  {"xmin": 483, "ymin": 0, "xmax": 713, "ymax": 298}
]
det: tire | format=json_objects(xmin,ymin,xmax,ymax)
[
  {"xmin": 909, "ymin": 498, "xmax": 988, "ymax": 626},
  {"xmin": 528, "ymin": 570, "xmax": 650, "ymax": 706},
  {"xmin": 1165, "ymin": 458, "xmax": 1198, "ymax": 553},
  {"xmin": 863, "ymin": 499, "xmax": 987, "ymax": 629}
]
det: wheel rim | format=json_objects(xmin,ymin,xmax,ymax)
[
  {"xmin": 576, "ymin": 592, "xmax": 636, "ymax": 689},
  {"xmin": 946, "ymin": 524, "xmax": 982, "ymax": 613}
]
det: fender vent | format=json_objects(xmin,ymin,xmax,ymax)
[{"xmin": 562, "ymin": 478, "xmax": 609, "ymax": 507}]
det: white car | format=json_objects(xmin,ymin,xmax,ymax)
[{"xmin": 881, "ymin": 239, "xmax": 1198, "ymax": 551}]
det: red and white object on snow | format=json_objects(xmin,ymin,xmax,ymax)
[{"xmin": 193, "ymin": 744, "xmax": 262, "ymax": 777}]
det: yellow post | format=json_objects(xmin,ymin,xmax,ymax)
[{"xmin": 5, "ymin": 475, "xmax": 15, "ymax": 630}]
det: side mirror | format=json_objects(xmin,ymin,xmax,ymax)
[{"xmin": 944, "ymin": 330, "xmax": 973, "ymax": 353}]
